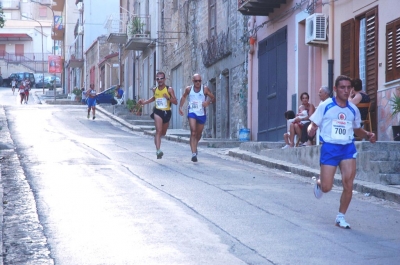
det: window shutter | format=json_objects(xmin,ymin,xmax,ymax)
[
  {"xmin": 365, "ymin": 8, "xmax": 378, "ymax": 101},
  {"xmin": 341, "ymin": 19, "xmax": 355, "ymax": 78},
  {"xmin": 386, "ymin": 18, "xmax": 400, "ymax": 82}
]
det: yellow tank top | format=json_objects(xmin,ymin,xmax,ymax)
[{"xmin": 154, "ymin": 86, "xmax": 171, "ymax": 110}]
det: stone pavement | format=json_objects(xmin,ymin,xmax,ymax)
[{"xmin": 35, "ymin": 93, "xmax": 400, "ymax": 205}]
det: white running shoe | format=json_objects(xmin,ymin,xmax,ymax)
[
  {"xmin": 335, "ymin": 216, "xmax": 351, "ymax": 229},
  {"xmin": 312, "ymin": 176, "xmax": 323, "ymax": 199},
  {"xmin": 281, "ymin": 144, "xmax": 290, "ymax": 149}
]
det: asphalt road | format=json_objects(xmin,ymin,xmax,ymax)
[{"xmin": 1, "ymin": 87, "xmax": 400, "ymax": 264}]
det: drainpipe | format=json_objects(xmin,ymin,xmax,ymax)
[
  {"xmin": 328, "ymin": 0, "xmax": 334, "ymax": 96},
  {"xmin": 247, "ymin": 16, "xmax": 256, "ymax": 137}
]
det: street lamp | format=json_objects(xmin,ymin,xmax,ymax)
[
  {"xmin": 22, "ymin": 15, "xmax": 45, "ymax": 94},
  {"xmin": 31, "ymin": 0, "xmax": 57, "ymax": 101}
]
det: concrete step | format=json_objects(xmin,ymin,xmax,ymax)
[
  {"xmin": 378, "ymin": 174, "xmax": 400, "ymax": 185},
  {"xmin": 138, "ymin": 125, "xmax": 155, "ymax": 131},
  {"xmin": 127, "ymin": 120, "xmax": 154, "ymax": 126},
  {"xmin": 370, "ymin": 161, "xmax": 400, "ymax": 174}
]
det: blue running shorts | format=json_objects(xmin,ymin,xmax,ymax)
[
  {"xmin": 87, "ymin": 97, "xmax": 96, "ymax": 108},
  {"xmin": 320, "ymin": 142, "xmax": 357, "ymax": 166},
  {"xmin": 188, "ymin": 112, "xmax": 207, "ymax": 124}
]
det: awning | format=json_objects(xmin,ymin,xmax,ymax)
[{"xmin": 0, "ymin": 33, "xmax": 33, "ymax": 41}]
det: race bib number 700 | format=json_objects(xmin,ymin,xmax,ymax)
[{"xmin": 331, "ymin": 119, "xmax": 352, "ymax": 140}]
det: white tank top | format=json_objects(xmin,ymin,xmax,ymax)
[{"xmin": 188, "ymin": 85, "xmax": 206, "ymax": 116}]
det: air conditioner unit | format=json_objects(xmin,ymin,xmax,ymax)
[
  {"xmin": 77, "ymin": 2, "xmax": 83, "ymax": 11},
  {"xmin": 78, "ymin": 25, "xmax": 84, "ymax": 35},
  {"xmin": 305, "ymin": 13, "xmax": 328, "ymax": 45}
]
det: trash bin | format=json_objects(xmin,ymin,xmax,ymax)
[{"xmin": 239, "ymin": 128, "xmax": 250, "ymax": 142}]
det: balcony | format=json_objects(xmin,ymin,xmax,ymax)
[
  {"xmin": 200, "ymin": 30, "xmax": 231, "ymax": 67},
  {"xmin": 52, "ymin": 0, "xmax": 65, "ymax": 12},
  {"xmin": 105, "ymin": 13, "xmax": 129, "ymax": 44},
  {"xmin": 238, "ymin": 0, "xmax": 286, "ymax": 16},
  {"xmin": 0, "ymin": 1, "xmax": 20, "ymax": 9},
  {"xmin": 52, "ymin": 26, "xmax": 65, "ymax": 41},
  {"xmin": 125, "ymin": 15, "xmax": 152, "ymax": 51},
  {"xmin": 66, "ymin": 47, "xmax": 83, "ymax": 68}
]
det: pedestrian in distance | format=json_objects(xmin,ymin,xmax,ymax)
[
  {"xmin": 308, "ymin": 75, "xmax": 376, "ymax": 229},
  {"xmin": 179, "ymin": 73, "xmax": 215, "ymax": 162},
  {"xmin": 18, "ymin": 82, "xmax": 26, "ymax": 104},
  {"xmin": 11, "ymin": 78, "xmax": 16, "ymax": 95},
  {"xmin": 81, "ymin": 87, "xmax": 87, "ymax": 104},
  {"xmin": 86, "ymin": 84, "xmax": 97, "ymax": 120},
  {"xmin": 138, "ymin": 72, "xmax": 178, "ymax": 159},
  {"xmin": 24, "ymin": 78, "xmax": 31, "ymax": 104}
]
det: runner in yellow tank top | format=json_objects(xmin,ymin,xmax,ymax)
[{"xmin": 138, "ymin": 71, "xmax": 178, "ymax": 159}]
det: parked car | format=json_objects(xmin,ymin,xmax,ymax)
[
  {"xmin": 95, "ymin": 85, "xmax": 118, "ymax": 104},
  {"xmin": 2, "ymin": 72, "xmax": 35, "ymax": 87},
  {"xmin": 35, "ymin": 76, "xmax": 61, "ymax": 88}
]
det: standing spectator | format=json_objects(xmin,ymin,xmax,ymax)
[
  {"xmin": 81, "ymin": 87, "xmax": 87, "ymax": 104},
  {"xmin": 178, "ymin": 73, "xmax": 215, "ymax": 162},
  {"xmin": 86, "ymin": 84, "xmax": 97, "ymax": 120}
]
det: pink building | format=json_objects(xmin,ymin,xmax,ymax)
[{"xmin": 240, "ymin": 0, "xmax": 400, "ymax": 141}]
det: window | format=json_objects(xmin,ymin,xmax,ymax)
[
  {"xmin": 209, "ymin": 0, "xmax": 216, "ymax": 38},
  {"xmin": 39, "ymin": 7, "xmax": 47, "ymax": 17},
  {"xmin": 386, "ymin": 18, "xmax": 400, "ymax": 82},
  {"xmin": 340, "ymin": 6, "xmax": 378, "ymax": 131}
]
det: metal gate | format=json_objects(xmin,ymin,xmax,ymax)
[{"xmin": 257, "ymin": 27, "xmax": 287, "ymax": 141}]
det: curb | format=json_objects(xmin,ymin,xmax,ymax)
[{"xmin": 228, "ymin": 149, "xmax": 400, "ymax": 204}]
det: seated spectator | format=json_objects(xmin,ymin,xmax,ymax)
[
  {"xmin": 348, "ymin": 78, "xmax": 370, "ymax": 120},
  {"xmin": 112, "ymin": 85, "xmax": 124, "ymax": 105},
  {"xmin": 282, "ymin": 110, "xmax": 295, "ymax": 149},
  {"xmin": 301, "ymin": 86, "xmax": 330, "ymax": 146},
  {"xmin": 289, "ymin": 92, "xmax": 316, "ymax": 147}
]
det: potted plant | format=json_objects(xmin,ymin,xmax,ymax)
[
  {"xmin": 127, "ymin": 16, "xmax": 145, "ymax": 38},
  {"xmin": 389, "ymin": 87, "xmax": 400, "ymax": 141}
]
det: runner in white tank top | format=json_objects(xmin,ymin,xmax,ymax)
[{"xmin": 179, "ymin": 73, "xmax": 215, "ymax": 162}]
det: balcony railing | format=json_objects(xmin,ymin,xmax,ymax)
[
  {"xmin": 105, "ymin": 13, "xmax": 130, "ymax": 43},
  {"xmin": 0, "ymin": 51, "xmax": 51, "ymax": 72},
  {"xmin": 127, "ymin": 15, "xmax": 151, "ymax": 39},
  {"xmin": 200, "ymin": 30, "xmax": 231, "ymax": 67},
  {"xmin": 238, "ymin": 0, "xmax": 286, "ymax": 16}
]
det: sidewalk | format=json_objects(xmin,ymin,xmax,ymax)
[{"xmin": 36, "ymin": 93, "xmax": 400, "ymax": 204}]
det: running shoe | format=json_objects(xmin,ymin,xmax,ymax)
[
  {"xmin": 93, "ymin": 116, "xmax": 96, "ymax": 120},
  {"xmin": 281, "ymin": 144, "xmax": 290, "ymax": 149},
  {"xmin": 312, "ymin": 176, "xmax": 323, "ymax": 199},
  {"xmin": 335, "ymin": 216, "xmax": 351, "ymax": 229},
  {"xmin": 191, "ymin": 155, "xmax": 198, "ymax": 162},
  {"xmin": 156, "ymin": 150, "xmax": 163, "ymax": 159},
  {"xmin": 87, "ymin": 114, "xmax": 90, "ymax": 119}
]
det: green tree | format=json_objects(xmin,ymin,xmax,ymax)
[{"xmin": 0, "ymin": 9, "xmax": 5, "ymax": 28}]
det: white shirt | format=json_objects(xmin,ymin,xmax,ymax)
[
  {"xmin": 310, "ymin": 97, "xmax": 361, "ymax": 145},
  {"xmin": 188, "ymin": 85, "xmax": 206, "ymax": 116}
]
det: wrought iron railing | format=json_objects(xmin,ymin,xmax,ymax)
[
  {"xmin": 127, "ymin": 15, "xmax": 151, "ymax": 39},
  {"xmin": 105, "ymin": 13, "xmax": 130, "ymax": 35},
  {"xmin": 0, "ymin": 51, "xmax": 52, "ymax": 72},
  {"xmin": 200, "ymin": 30, "xmax": 231, "ymax": 67}
]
